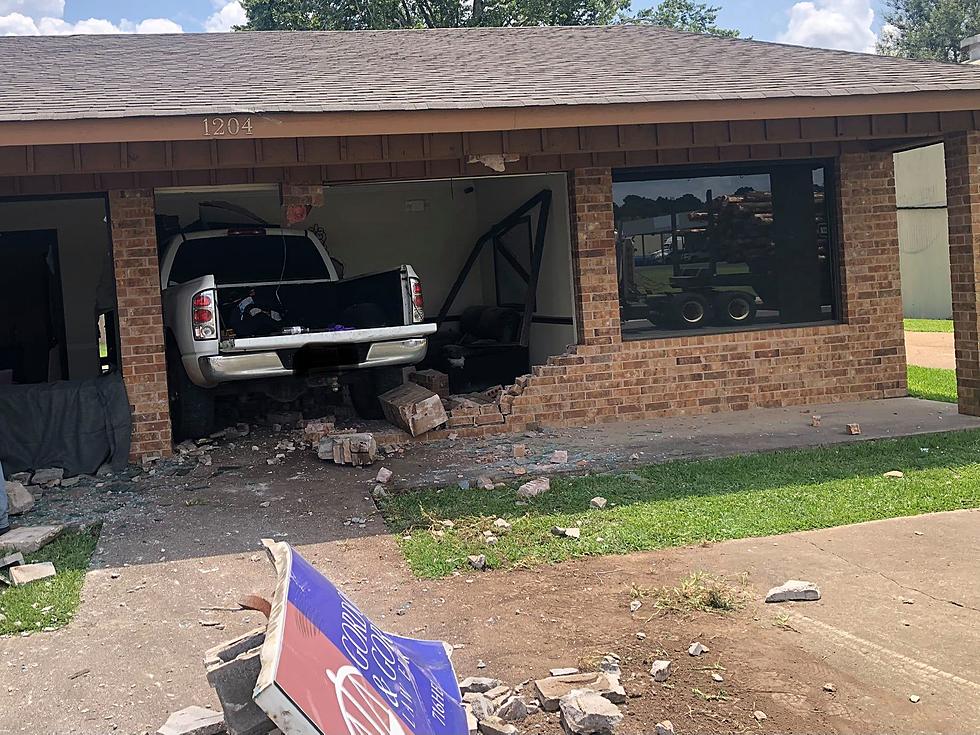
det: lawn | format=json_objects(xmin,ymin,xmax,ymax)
[
  {"xmin": 0, "ymin": 528, "xmax": 99, "ymax": 636},
  {"xmin": 908, "ymin": 365, "xmax": 957, "ymax": 404},
  {"xmin": 382, "ymin": 430, "xmax": 980, "ymax": 578},
  {"xmin": 904, "ymin": 318, "xmax": 953, "ymax": 333}
]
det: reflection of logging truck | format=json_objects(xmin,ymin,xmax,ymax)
[{"xmin": 620, "ymin": 185, "xmax": 829, "ymax": 330}]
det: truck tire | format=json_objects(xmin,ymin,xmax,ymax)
[
  {"xmin": 166, "ymin": 345, "xmax": 216, "ymax": 440},
  {"xmin": 348, "ymin": 367, "xmax": 403, "ymax": 420},
  {"xmin": 714, "ymin": 291, "xmax": 757, "ymax": 326},
  {"xmin": 669, "ymin": 292, "xmax": 711, "ymax": 329}
]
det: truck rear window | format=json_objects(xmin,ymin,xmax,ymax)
[{"xmin": 168, "ymin": 234, "xmax": 330, "ymax": 285}]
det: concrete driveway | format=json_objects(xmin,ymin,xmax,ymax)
[{"xmin": 906, "ymin": 331, "xmax": 955, "ymax": 370}]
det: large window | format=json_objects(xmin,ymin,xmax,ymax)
[{"xmin": 613, "ymin": 162, "xmax": 838, "ymax": 341}]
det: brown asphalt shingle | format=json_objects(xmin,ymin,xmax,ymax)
[{"xmin": 2, "ymin": 25, "xmax": 980, "ymax": 122}]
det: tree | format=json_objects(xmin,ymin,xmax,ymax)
[
  {"xmin": 877, "ymin": 0, "xmax": 980, "ymax": 62},
  {"xmin": 626, "ymin": 0, "xmax": 739, "ymax": 37},
  {"xmin": 237, "ymin": 0, "xmax": 733, "ymax": 32}
]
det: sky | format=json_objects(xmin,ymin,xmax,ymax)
[{"xmin": 0, "ymin": 0, "xmax": 891, "ymax": 53}]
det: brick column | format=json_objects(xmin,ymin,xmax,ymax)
[
  {"xmin": 568, "ymin": 168, "xmax": 621, "ymax": 346},
  {"xmin": 108, "ymin": 189, "xmax": 173, "ymax": 461},
  {"xmin": 945, "ymin": 132, "xmax": 980, "ymax": 415}
]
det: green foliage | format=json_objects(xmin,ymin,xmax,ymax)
[
  {"xmin": 877, "ymin": 0, "xmax": 980, "ymax": 62},
  {"xmin": 238, "ymin": 0, "xmax": 733, "ymax": 32},
  {"xmin": 904, "ymin": 318, "xmax": 954, "ymax": 332},
  {"xmin": 626, "ymin": 0, "xmax": 739, "ymax": 36},
  {"xmin": 908, "ymin": 365, "xmax": 958, "ymax": 403},
  {"xmin": 382, "ymin": 429, "xmax": 980, "ymax": 577}
]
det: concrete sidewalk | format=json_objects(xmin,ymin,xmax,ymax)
[{"xmin": 905, "ymin": 331, "xmax": 955, "ymax": 370}]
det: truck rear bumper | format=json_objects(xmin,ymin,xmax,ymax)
[{"xmin": 197, "ymin": 338, "xmax": 428, "ymax": 386}]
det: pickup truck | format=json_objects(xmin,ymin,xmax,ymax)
[{"xmin": 160, "ymin": 227, "xmax": 436, "ymax": 438}]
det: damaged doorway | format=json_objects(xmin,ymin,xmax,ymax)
[{"xmin": 309, "ymin": 173, "xmax": 576, "ymax": 395}]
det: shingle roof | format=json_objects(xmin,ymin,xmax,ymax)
[{"xmin": 2, "ymin": 25, "xmax": 980, "ymax": 122}]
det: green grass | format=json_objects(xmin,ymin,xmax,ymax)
[
  {"xmin": 904, "ymin": 319, "xmax": 953, "ymax": 333},
  {"xmin": 382, "ymin": 431, "xmax": 980, "ymax": 578},
  {"xmin": 908, "ymin": 365, "xmax": 958, "ymax": 404},
  {"xmin": 0, "ymin": 528, "xmax": 99, "ymax": 636}
]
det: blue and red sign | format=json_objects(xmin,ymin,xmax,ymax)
[{"xmin": 255, "ymin": 543, "xmax": 467, "ymax": 735}]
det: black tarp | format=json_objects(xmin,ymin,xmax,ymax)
[{"xmin": 0, "ymin": 374, "xmax": 131, "ymax": 476}]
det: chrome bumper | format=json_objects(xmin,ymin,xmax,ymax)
[{"xmin": 197, "ymin": 338, "xmax": 428, "ymax": 386}]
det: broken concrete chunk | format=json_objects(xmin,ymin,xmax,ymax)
[
  {"xmin": 564, "ymin": 527, "xmax": 581, "ymax": 540},
  {"xmin": 492, "ymin": 518, "xmax": 512, "ymax": 531},
  {"xmin": 459, "ymin": 676, "xmax": 501, "ymax": 694},
  {"xmin": 30, "ymin": 468, "xmax": 64, "ymax": 486},
  {"xmin": 318, "ymin": 433, "xmax": 378, "ymax": 466},
  {"xmin": 550, "ymin": 450, "xmax": 568, "ymax": 464},
  {"xmin": 476, "ymin": 476, "xmax": 495, "ymax": 490},
  {"xmin": 629, "ymin": 600, "xmax": 642, "ymax": 613},
  {"xmin": 157, "ymin": 706, "xmax": 225, "ymax": 735},
  {"xmin": 512, "ymin": 444, "xmax": 528, "ymax": 459},
  {"xmin": 534, "ymin": 672, "xmax": 625, "ymax": 711},
  {"xmin": 376, "ymin": 467, "xmax": 393, "ymax": 484},
  {"xmin": 711, "ymin": 672, "xmax": 724, "ymax": 682},
  {"xmin": 5, "ymin": 481, "xmax": 34, "ymax": 515},
  {"xmin": 484, "ymin": 685, "xmax": 512, "ymax": 705},
  {"xmin": 550, "ymin": 667, "xmax": 580, "ymax": 677},
  {"xmin": 380, "ymin": 382, "xmax": 448, "ymax": 436},
  {"xmin": 517, "ymin": 477, "xmax": 550, "ymax": 499},
  {"xmin": 477, "ymin": 715, "xmax": 517, "ymax": 735},
  {"xmin": 910, "ymin": 694, "xmax": 921, "ymax": 703},
  {"xmin": 883, "ymin": 470, "xmax": 905, "ymax": 479},
  {"xmin": 598, "ymin": 655, "xmax": 621, "ymax": 677},
  {"xmin": 10, "ymin": 562, "xmax": 56, "ymax": 585},
  {"xmin": 589, "ymin": 496, "xmax": 607, "ymax": 510},
  {"xmin": 463, "ymin": 704, "xmax": 479, "ymax": 735},
  {"xmin": 650, "ymin": 660, "xmax": 672, "ymax": 682},
  {"xmin": 846, "ymin": 423, "xmax": 862, "ymax": 436},
  {"xmin": 753, "ymin": 710, "xmax": 768, "ymax": 722},
  {"xmin": 468, "ymin": 694, "xmax": 497, "ymax": 721},
  {"xmin": 0, "ymin": 525, "xmax": 63, "ymax": 554},
  {"xmin": 60, "ymin": 477, "xmax": 81, "ymax": 488},
  {"xmin": 468, "ymin": 554, "xmax": 488, "ymax": 571},
  {"xmin": 0, "ymin": 552, "xmax": 24, "ymax": 570},
  {"xmin": 688, "ymin": 641, "xmax": 709, "ymax": 656},
  {"xmin": 9, "ymin": 472, "xmax": 29, "ymax": 484},
  {"xmin": 559, "ymin": 688, "xmax": 623, "ymax": 735},
  {"xmin": 654, "ymin": 721, "xmax": 675, "ymax": 735},
  {"xmin": 765, "ymin": 580, "xmax": 821, "ymax": 603}
]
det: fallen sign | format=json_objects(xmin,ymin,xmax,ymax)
[{"xmin": 254, "ymin": 540, "xmax": 467, "ymax": 735}]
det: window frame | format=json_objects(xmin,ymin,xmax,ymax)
[{"xmin": 612, "ymin": 158, "xmax": 843, "ymax": 339}]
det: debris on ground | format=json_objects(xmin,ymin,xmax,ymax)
[
  {"xmin": 823, "ymin": 683, "xmax": 836, "ymax": 692},
  {"xmin": 9, "ymin": 561, "xmax": 56, "ymax": 585},
  {"xmin": 550, "ymin": 526, "xmax": 580, "ymax": 540},
  {"xmin": 753, "ymin": 710, "xmax": 768, "ymax": 722},
  {"xmin": 597, "ymin": 654, "xmax": 621, "ymax": 677},
  {"xmin": 550, "ymin": 667, "xmax": 579, "ymax": 677},
  {"xmin": 460, "ymin": 676, "xmax": 502, "ymax": 694},
  {"xmin": 910, "ymin": 694, "xmax": 921, "ymax": 703},
  {"xmin": 477, "ymin": 476, "xmax": 495, "ymax": 490},
  {"xmin": 512, "ymin": 443, "xmax": 528, "ymax": 459},
  {"xmin": 589, "ymin": 496, "xmax": 607, "ymax": 510},
  {"xmin": 157, "ymin": 705, "xmax": 225, "ymax": 735},
  {"xmin": 629, "ymin": 599, "xmax": 642, "ymax": 613},
  {"xmin": 550, "ymin": 450, "xmax": 568, "ymax": 464},
  {"xmin": 5, "ymin": 480, "xmax": 34, "ymax": 515},
  {"xmin": 810, "ymin": 415, "xmax": 822, "ymax": 428},
  {"xmin": 0, "ymin": 525, "xmax": 64, "ymax": 553},
  {"xmin": 376, "ymin": 466, "xmax": 393, "ymax": 484},
  {"xmin": 30, "ymin": 467, "xmax": 64, "ymax": 487},
  {"xmin": 883, "ymin": 470, "xmax": 905, "ymax": 479},
  {"xmin": 204, "ymin": 628, "xmax": 274, "ymax": 735},
  {"xmin": 517, "ymin": 477, "xmax": 550, "ymax": 499},
  {"xmin": 688, "ymin": 641, "xmax": 709, "ymax": 656},
  {"xmin": 559, "ymin": 688, "xmax": 623, "ymax": 735},
  {"xmin": 317, "ymin": 432, "xmax": 378, "ymax": 466},
  {"xmin": 846, "ymin": 423, "xmax": 862, "ymax": 436},
  {"xmin": 765, "ymin": 579, "xmax": 821, "ymax": 603},
  {"xmin": 0, "ymin": 551, "xmax": 24, "ymax": 570},
  {"xmin": 409, "ymin": 368, "xmax": 450, "ymax": 397},
  {"xmin": 469, "ymin": 554, "xmax": 488, "ymax": 571},
  {"xmin": 380, "ymin": 382, "xmax": 449, "ymax": 436},
  {"xmin": 654, "ymin": 720, "xmax": 675, "ymax": 735},
  {"xmin": 711, "ymin": 672, "xmax": 724, "ymax": 682},
  {"xmin": 534, "ymin": 671, "xmax": 626, "ymax": 711},
  {"xmin": 650, "ymin": 660, "xmax": 672, "ymax": 682}
]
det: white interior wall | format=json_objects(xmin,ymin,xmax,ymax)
[
  {"xmin": 0, "ymin": 196, "xmax": 113, "ymax": 380},
  {"xmin": 311, "ymin": 179, "xmax": 485, "ymax": 316},
  {"xmin": 473, "ymin": 174, "xmax": 575, "ymax": 365}
]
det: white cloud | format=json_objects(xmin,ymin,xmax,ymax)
[
  {"xmin": 779, "ymin": 0, "xmax": 877, "ymax": 53},
  {"xmin": 205, "ymin": 1, "xmax": 246, "ymax": 32},
  {"xmin": 0, "ymin": 0, "xmax": 183, "ymax": 35}
]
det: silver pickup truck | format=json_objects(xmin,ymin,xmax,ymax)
[{"xmin": 160, "ymin": 226, "xmax": 436, "ymax": 438}]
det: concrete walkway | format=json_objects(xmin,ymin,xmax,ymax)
[{"xmin": 906, "ymin": 331, "xmax": 955, "ymax": 370}]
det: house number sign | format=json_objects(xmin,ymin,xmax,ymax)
[{"xmin": 202, "ymin": 116, "xmax": 254, "ymax": 137}]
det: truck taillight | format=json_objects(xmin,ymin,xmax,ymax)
[
  {"xmin": 192, "ymin": 289, "xmax": 218, "ymax": 340},
  {"xmin": 410, "ymin": 278, "xmax": 424, "ymax": 323}
]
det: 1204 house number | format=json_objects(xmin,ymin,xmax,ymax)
[{"xmin": 202, "ymin": 116, "xmax": 254, "ymax": 137}]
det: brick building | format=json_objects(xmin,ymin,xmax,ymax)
[{"xmin": 2, "ymin": 27, "xmax": 980, "ymax": 462}]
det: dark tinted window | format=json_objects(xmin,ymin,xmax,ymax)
[
  {"xmin": 613, "ymin": 163, "xmax": 836, "ymax": 341},
  {"xmin": 167, "ymin": 234, "xmax": 330, "ymax": 285}
]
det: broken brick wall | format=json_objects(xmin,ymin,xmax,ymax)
[
  {"xmin": 108, "ymin": 189, "xmax": 173, "ymax": 461},
  {"xmin": 489, "ymin": 158, "xmax": 907, "ymax": 433}
]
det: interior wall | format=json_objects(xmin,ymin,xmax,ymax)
[
  {"xmin": 312, "ymin": 179, "xmax": 484, "ymax": 315},
  {"xmin": 473, "ymin": 174, "xmax": 575, "ymax": 366},
  {"xmin": 155, "ymin": 185, "xmax": 282, "ymax": 230},
  {"xmin": 0, "ymin": 196, "xmax": 113, "ymax": 380}
]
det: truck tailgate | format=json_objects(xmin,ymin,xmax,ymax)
[{"xmin": 219, "ymin": 323, "xmax": 436, "ymax": 353}]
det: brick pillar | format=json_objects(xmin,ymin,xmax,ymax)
[
  {"xmin": 945, "ymin": 132, "xmax": 980, "ymax": 415},
  {"xmin": 568, "ymin": 168, "xmax": 621, "ymax": 346},
  {"xmin": 108, "ymin": 189, "xmax": 173, "ymax": 461},
  {"xmin": 837, "ymin": 151, "xmax": 907, "ymax": 396}
]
